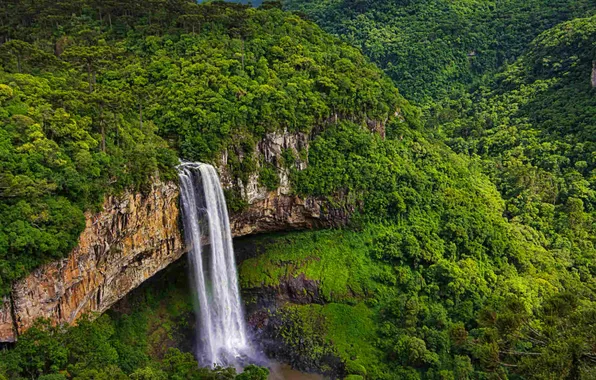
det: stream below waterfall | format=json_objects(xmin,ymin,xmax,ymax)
[{"xmin": 268, "ymin": 364, "xmax": 324, "ymax": 380}]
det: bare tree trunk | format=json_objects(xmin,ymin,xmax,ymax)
[
  {"xmin": 101, "ymin": 122, "xmax": 106, "ymax": 152},
  {"xmin": 114, "ymin": 113, "xmax": 119, "ymax": 147}
]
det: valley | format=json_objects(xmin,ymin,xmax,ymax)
[{"xmin": 0, "ymin": 1, "xmax": 594, "ymax": 379}]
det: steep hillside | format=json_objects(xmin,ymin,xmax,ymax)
[
  {"xmin": 238, "ymin": 7, "xmax": 596, "ymax": 380},
  {"xmin": 0, "ymin": 1, "xmax": 594, "ymax": 380},
  {"xmin": 284, "ymin": 0, "xmax": 594, "ymax": 103},
  {"xmin": 238, "ymin": 103, "xmax": 595, "ymax": 378},
  {"xmin": 0, "ymin": 0, "xmax": 416, "ymax": 296},
  {"xmin": 441, "ymin": 15, "xmax": 596, "ymax": 294}
]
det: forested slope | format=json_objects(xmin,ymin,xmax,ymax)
[
  {"xmin": 0, "ymin": 1, "xmax": 594, "ymax": 379},
  {"xmin": 238, "ymin": 81, "xmax": 595, "ymax": 378},
  {"xmin": 243, "ymin": 2, "xmax": 595, "ymax": 378},
  {"xmin": 441, "ymin": 14, "xmax": 596, "ymax": 297},
  {"xmin": 284, "ymin": 0, "xmax": 594, "ymax": 103},
  {"xmin": 0, "ymin": 0, "xmax": 416, "ymax": 296}
]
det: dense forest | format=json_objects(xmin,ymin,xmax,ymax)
[
  {"xmin": 0, "ymin": 0, "xmax": 416, "ymax": 296},
  {"xmin": 284, "ymin": 0, "xmax": 595, "ymax": 104},
  {"xmin": 440, "ymin": 14, "xmax": 596, "ymax": 295},
  {"xmin": 0, "ymin": 0, "xmax": 595, "ymax": 379}
]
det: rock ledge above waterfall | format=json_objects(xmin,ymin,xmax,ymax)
[{"xmin": 0, "ymin": 130, "xmax": 354, "ymax": 342}]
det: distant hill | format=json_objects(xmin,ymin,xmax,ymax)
[{"xmin": 284, "ymin": 0, "xmax": 595, "ymax": 104}]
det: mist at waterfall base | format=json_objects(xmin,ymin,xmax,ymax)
[{"xmin": 178, "ymin": 162, "xmax": 265, "ymax": 369}]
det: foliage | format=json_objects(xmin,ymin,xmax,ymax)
[
  {"xmin": 240, "ymin": 229, "xmax": 375, "ymax": 300},
  {"xmin": 0, "ymin": 0, "xmax": 411, "ymax": 296},
  {"xmin": 238, "ymin": 110, "xmax": 595, "ymax": 377},
  {"xmin": 473, "ymin": 292, "xmax": 596, "ymax": 379},
  {"xmin": 1, "ymin": 0, "xmax": 595, "ymax": 379},
  {"xmin": 0, "ymin": 70, "xmax": 176, "ymax": 295},
  {"xmin": 0, "ymin": 261, "xmax": 267, "ymax": 380},
  {"xmin": 283, "ymin": 0, "xmax": 594, "ymax": 104},
  {"xmin": 228, "ymin": 7, "xmax": 596, "ymax": 377},
  {"xmin": 234, "ymin": 365, "xmax": 268, "ymax": 380},
  {"xmin": 240, "ymin": 220, "xmax": 594, "ymax": 378},
  {"xmin": 440, "ymin": 14, "xmax": 596, "ymax": 306},
  {"xmin": 273, "ymin": 302, "xmax": 379, "ymax": 377},
  {"xmin": 257, "ymin": 164, "xmax": 278, "ymax": 191}
]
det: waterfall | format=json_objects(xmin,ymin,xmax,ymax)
[{"xmin": 178, "ymin": 162, "xmax": 250, "ymax": 367}]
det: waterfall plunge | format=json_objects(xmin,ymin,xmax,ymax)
[{"xmin": 178, "ymin": 162, "xmax": 251, "ymax": 367}]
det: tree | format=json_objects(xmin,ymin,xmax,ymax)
[
  {"xmin": 0, "ymin": 40, "xmax": 61, "ymax": 73},
  {"xmin": 0, "ymin": 320, "xmax": 68, "ymax": 379},
  {"xmin": 235, "ymin": 365, "xmax": 269, "ymax": 380},
  {"xmin": 62, "ymin": 38, "xmax": 121, "ymax": 93}
]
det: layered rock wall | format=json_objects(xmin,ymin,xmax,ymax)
[
  {"xmin": 0, "ymin": 125, "xmax": 365, "ymax": 342},
  {"xmin": 227, "ymin": 129, "xmax": 350, "ymax": 235},
  {"xmin": 0, "ymin": 181, "xmax": 184, "ymax": 342}
]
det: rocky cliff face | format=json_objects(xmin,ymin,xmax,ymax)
[
  {"xmin": 0, "ymin": 130, "xmax": 353, "ymax": 342},
  {"xmin": 0, "ymin": 181, "xmax": 184, "ymax": 342},
  {"xmin": 225, "ymin": 130, "xmax": 351, "ymax": 236},
  {"xmin": 242, "ymin": 273, "xmax": 345, "ymax": 378}
]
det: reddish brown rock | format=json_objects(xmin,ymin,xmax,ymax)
[
  {"xmin": 0, "ymin": 129, "xmax": 357, "ymax": 342},
  {"xmin": 0, "ymin": 297, "xmax": 15, "ymax": 342},
  {"xmin": 231, "ymin": 193, "xmax": 340, "ymax": 236},
  {"xmin": 0, "ymin": 181, "xmax": 184, "ymax": 342}
]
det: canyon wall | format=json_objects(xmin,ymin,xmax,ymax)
[
  {"xmin": 0, "ymin": 181, "xmax": 183, "ymax": 342},
  {"xmin": 0, "ymin": 130, "xmax": 352, "ymax": 342}
]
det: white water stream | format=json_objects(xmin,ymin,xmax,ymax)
[{"xmin": 178, "ymin": 162, "xmax": 250, "ymax": 367}]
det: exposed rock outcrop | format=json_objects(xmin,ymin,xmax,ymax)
[
  {"xmin": 0, "ymin": 129, "xmax": 355, "ymax": 342},
  {"xmin": 0, "ymin": 181, "xmax": 184, "ymax": 342},
  {"xmin": 230, "ymin": 193, "xmax": 345, "ymax": 236},
  {"xmin": 0, "ymin": 296, "xmax": 15, "ymax": 341},
  {"xmin": 242, "ymin": 273, "xmax": 344, "ymax": 378},
  {"xmin": 225, "ymin": 129, "xmax": 351, "ymax": 235}
]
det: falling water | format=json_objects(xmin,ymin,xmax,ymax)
[{"xmin": 178, "ymin": 162, "xmax": 251, "ymax": 367}]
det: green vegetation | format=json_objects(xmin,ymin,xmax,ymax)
[
  {"xmin": 274, "ymin": 303, "xmax": 379, "ymax": 376},
  {"xmin": 237, "ymin": 9, "xmax": 596, "ymax": 380},
  {"xmin": 0, "ymin": 69, "xmax": 177, "ymax": 295},
  {"xmin": 235, "ymin": 112, "xmax": 595, "ymax": 377},
  {"xmin": 438, "ymin": 16, "xmax": 596, "ymax": 284},
  {"xmin": 1, "ymin": 0, "xmax": 595, "ymax": 379},
  {"xmin": 0, "ymin": 0, "xmax": 413, "ymax": 296},
  {"xmin": 0, "ymin": 261, "xmax": 268, "ymax": 380},
  {"xmin": 240, "ymin": 223, "xmax": 595, "ymax": 378},
  {"xmin": 240, "ymin": 229, "xmax": 375, "ymax": 300},
  {"xmin": 283, "ymin": 0, "xmax": 594, "ymax": 104}
]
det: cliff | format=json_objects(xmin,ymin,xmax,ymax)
[
  {"xmin": 0, "ymin": 130, "xmax": 353, "ymax": 342},
  {"xmin": 0, "ymin": 181, "xmax": 183, "ymax": 343},
  {"xmin": 226, "ymin": 130, "xmax": 351, "ymax": 235}
]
